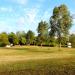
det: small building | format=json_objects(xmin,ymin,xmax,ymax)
[
  {"xmin": 6, "ymin": 45, "xmax": 11, "ymax": 48},
  {"xmin": 6, "ymin": 44, "xmax": 13, "ymax": 48},
  {"xmin": 67, "ymin": 42, "xmax": 72, "ymax": 48}
]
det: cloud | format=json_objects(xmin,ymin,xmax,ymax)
[
  {"xmin": 0, "ymin": 7, "xmax": 13, "ymax": 13},
  {"xmin": 23, "ymin": 8, "xmax": 39, "ymax": 25},
  {"xmin": 70, "ymin": 27, "xmax": 75, "ymax": 34},
  {"xmin": 41, "ymin": 9, "xmax": 52, "ymax": 22},
  {"xmin": 17, "ymin": 17, "xmax": 25, "ymax": 25},
  {"xmin": 0, "ymin": 21, "xmax": 13, "ymax": 32},
  {"xmin": 42, "ymin": 11, "xmax": 50, "ymax": 20},
  {"xmin": 16, "ymin": 0, "xmax": 28, "ymax": 5},
  {"xmin": 72, "ymin": 14, "xmax": 75, "ymax": 20},
  {"xmin": 16, "ymin": 7, "xmax": 40, "ymax": 33},
  {"xmin": 7, "ymin": 0, "xmax": 28, "ymax": 5},
  {"xmin": 0, "ymin": 20, "xmax": 23, "ymax": 33},
  {"xmin": 26, "ymin": 9, "xmax": 38, "ymax": 24},
  {"xmin": 73, "ymin": 19, "xmax": 75, "ymax": 24},
  {"xmin": 70, "ymin": 16, "xmax": 75, "ymax": 34}
]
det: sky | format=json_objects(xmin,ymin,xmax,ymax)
[{"xmin": 0, "ymin": 0, "xmax": 75, "ymax": 35}]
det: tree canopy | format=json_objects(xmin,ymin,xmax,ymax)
[
  {"xmin": 49, "ymin": 4, "xmax": 72, "ymax": 47},
  {"xmin": 0, "ymin": 32, "xmax": 9, "ymax": 47},
  {"xmin": 8, "ymin": 32, "xmax": 19, "ymax": 45},
  {"xmin": 50, "ymin": 4, "xmax": 72, "ymax": 37},
  {"xmin": 37, "ymin": 21, "xmax": 49, "ymax": 46},
  {"xmin": 26, "ymin": 30, "xmax": 35, "ymax": 45}
]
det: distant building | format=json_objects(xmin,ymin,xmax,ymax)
[{"xmin": 67, "ymin": 42, "xmax": 72, "ymax": 48}]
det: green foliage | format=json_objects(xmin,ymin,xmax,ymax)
[
  {"xmin": 61, "ymin": 37, "xmax": 67, "ymax": 46},
  {"xmin": 50, "ymin": 4, "xmax": 72, "ymax": 37},
  {"xmin": 8, "ymin": 32, "xmax": 19, "ymax": 45},
  {"xmin": 0, "ymin": 32, "xmax": 9, "ymax": 47},
  {"xmin": 69, "ymin": 34, "xmax": 75, "ymax": 48},
  {"xmin": 26, "ymin": 30, "xmax": 35, "ymax": 45},
  {"xmin": 16, "ymin": 31, "xmax": 26, "ymax": 45},
  {"xmin": 36, "ymin": 35, "xmax": 46, "ymax": 46},
  {"xmin": 37, "ymin": 21, "xmax": 49, "ymax": 46},
  {"xmin": 50, "ymin": 4, "xmax": 72, "ymax": 47},
  {"xmin": 37, "ymin": 21, "xmax": 48, "ymax": 35},
  {"xmin": 57, "ymin": 36, "xmax": 67, "ymax": 47},
  {"xmin": 48, "ymin": 37, "xmax": 57, "ymax": 47},
  {"xmin": 20, "ymin": 37, "xmax": 26, "ymax": 45}
]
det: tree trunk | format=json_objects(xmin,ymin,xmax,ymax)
[
  {"xmin": 59, "ymin": 42, "xmax": 61, "ymax": 48},
  {"xmin": 59, "ymin": 42, "xmax": 61, "ymax": 50},
  {"xmin": 41, "ymin": 43, "xmax": 42, "ymax": 47}
]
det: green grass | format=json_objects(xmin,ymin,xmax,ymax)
[{"xmin": 0, "ymin": 46, "xmax": 75, "ymax": 75}]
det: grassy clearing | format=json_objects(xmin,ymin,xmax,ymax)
[{"xmin": 0, "ymin": 46, "xmax": 75, "ymax": 75}]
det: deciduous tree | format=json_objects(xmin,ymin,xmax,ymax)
[
  {"xmin": 49, "ymin": 4, "xmax": 72, "ymax": 47},
  {"xmin": 37, "ymin": 21, "xmax": 49, "ymax": 46}
]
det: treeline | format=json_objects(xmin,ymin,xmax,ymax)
[
  {"xmin": 0, "ymin": 4, "xmax": 75, "ymax": 47},
  {"xmin": 0, "ymin": 29, "xmax": 75, "ymax": 47},
  {"xmin": 0, "ymin": 31, "xmax": 34, "ymax": 47},
  {"xmin": 0, "ymin": 31, "xmax": 64, "ymax": 47}
]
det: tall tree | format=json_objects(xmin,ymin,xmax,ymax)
[
  {"xmin": 37, "ymin": 21, "xmax": 49, "ymax": 46},
  {"xmin": 26, "ymin": 30, "xmax": 35, "ymax": 45},
  {"xmin": 49, "ymin": 4, "xmax": 72, "ymax": 47}
]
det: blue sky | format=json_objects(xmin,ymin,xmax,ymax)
[{"xmin": 0, "ymin": 0, "xmax": 75, "ymax": 35}]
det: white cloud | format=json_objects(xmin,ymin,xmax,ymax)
[
  {"xmin": 71, "ymin": 13, "xmax": 75, "ymax": 19},
  {"xmin": 0, "ymin": 21, "xmax": 13, "ymax": 32},
  {"xmin": 73, "ymin": 19, "xmax": 75, "ymax": 24},
  {"xmin": 42, "ymin": 11, "xmax": 50, "ymax": 20},
  {"xmin": 41, "ymin": 9, "xmax": 52, "ymax": 21},
  {"xmin": 0, "ymin": 7, "xmax": 13, "ymax": 12},
  {"xmin": 23, "ymin": 8, "xmax": 39, "ymax": 25},
  {"xmin": 70, "ymin": 17, "xmax": 75, "ymax": 34},
  {"xmin": 26, "ymin": 9, "xmax": 38, "ymax": 24},
  {"xmin": 70, "ymin": 28, "xmax": 75, "ymax": 34},
  {"xmin": 16, "ymin": 8, "xmax": 38, "ymax": 24},
  {"xmin": 17, "ymin": 17, "xmax": 25, "ymax": 25},
  {"xmin": 16, "ymin": 8, "xmax": 40, "ymax": 33},
  {"xmin": 0, "ymin": 20, "xmax": 23, "ymax": 33},
  {"xmin": 7, "ymin": 0, "xmax": 28, "ymax": 5},
  {"xmin": 16, "ymin": 0, "xmax": 28, "ymax": 5}
]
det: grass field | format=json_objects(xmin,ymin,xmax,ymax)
[{"xmin": 0, "ymin": 46, "xmax": 75, "ymax": 75}]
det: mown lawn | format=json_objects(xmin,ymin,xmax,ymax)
[{"xmin": 0, "ymin": 46, "xmax": 75, "ymax": 75}]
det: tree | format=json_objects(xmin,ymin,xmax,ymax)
[
  {"xmin": 16, "ymin": 31, "xmax": 26, "ymax": 45},
  {"xmin": 46, "ymin": 36, "xmax": 57, "ymax": 47},
  {"xmin": 8, "ymin": 32, "xmax": 19, "ymax": 45},
  {"xmin": 57, "ymin": 36, "xmax": 67, "ymax": 47},
  {"xmin": 0, "ymin": 32, "xmax": 9, "ymax": 47},
  {"xmin": 69, "ymin": 34, "xmax": 75, "ymax": 48},
  {"xmin": 26, "ymin": 30, "xmax": 35, "ymax": 45},
  {"xmin": 49, "ymin": 4, "xmax": 72, "ymax": 48},
  {"xmin": 37, "ymin": 21, "xmax": 49, "ymax": 46},
  {"xmin": 19, "ymin": 37, "xmax": 26, "ymax": 45}
]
